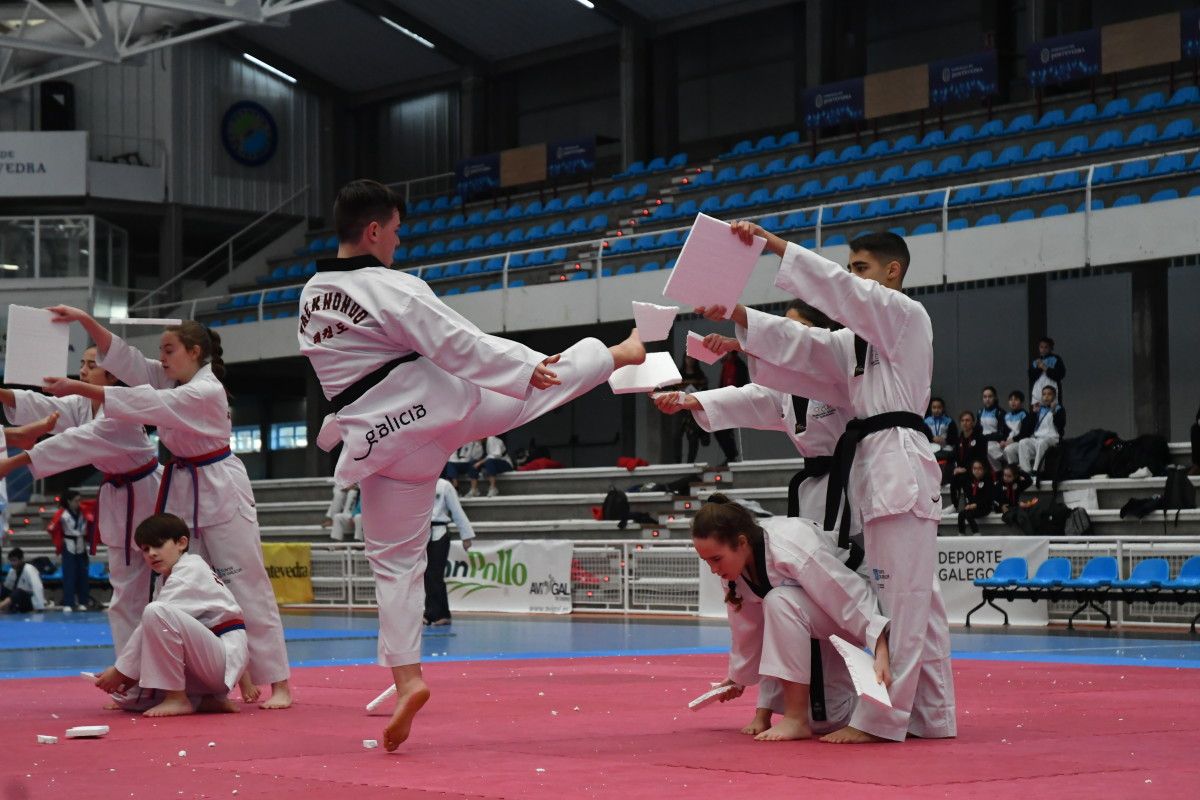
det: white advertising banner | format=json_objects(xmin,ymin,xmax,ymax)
[
  {"xmin": 0, "ymin": 132, "xmax": 88, "ymax": 197},
  {"xmin": 938, "ymin": 536, "xmax": 1050, "ymax": 626},
  {"xmin": 446, "ymin": 539, "xmax": 573, "ymax": 614}
]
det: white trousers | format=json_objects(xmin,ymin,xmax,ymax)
[
  {"xmin": 105, "ymin": 549, "xmax": 153, "ymax": 654},
  {"xmin": 851, "ymin": 513, "xmax": 957, "ymax": 741},
  {"xmin": 986, "ymin": 441, "xmax": 1004, "ymax": 472},
  {"xmin": 360, "ymin": 338, "xmax": 613, "ymax": 667},
  {"xmin": 331, "ymin": 513, "xmax": 362, "ymax": 541},
  {"xmin": 1015, "ymin": 436, "xmax": 1058, "ymax": 473},
  {"xmin": 188, "ymin": 512, "xmax": 289, "ymax": 685},
  {"xmin": 756, "ymin": 586, "xmax": 859, "ymax": 734},
  {"xmin": 133, "ymin": 602, "xmax": 247, "ymax": 694}
]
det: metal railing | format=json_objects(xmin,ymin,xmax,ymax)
[{"xmin": 386, "ymin": 173, "xmax": 456, "ymax": 206}]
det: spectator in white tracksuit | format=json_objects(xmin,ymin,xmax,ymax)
[
  {"xmin": 424, "ymin": 478, "xmax": 475, "ymax": 626},
  {"xmin": 323, "ymin": 484, "xmax": 362, "ymax": 541}
]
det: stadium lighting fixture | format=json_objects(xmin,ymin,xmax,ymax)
[
  {"xmin": 380, "ymin": 16, "xmax": 436, "ymax": 48},
  {"xmin": 242, "ymin": 53, "xmax": 297, "ymax": 84},
  {"xmin": 574, "ymin": 0, "xmax": 596, "ymax": 8},
  {"xmin": 1, "ymin": 263, "xmax": 20, "ymax": 271}
]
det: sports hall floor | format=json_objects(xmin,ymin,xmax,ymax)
[{"xmin": 3, "ymin": 611, "xmax": 1199, "ymax": 799}]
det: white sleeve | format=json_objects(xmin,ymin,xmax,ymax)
[
  {"xmin": 690, "ymin": 385, "xmax": 790, "ymax": 436},
  {"xmin": 97, "ymin": 335, "xmax": 172, "ymax": 390},
  {"xmin": 774, "ymin": 241, "xmax": 922, "ymax": 363},
  {"xmin": 26, "ymin": 418, "xmax": 149, "ymax": 478},
  {"xmin": 25, "ymin": 565, "xmax": 46, "ymax": 611},
  {"xmin": 115, "ymin": 625, "xmax": 143, "ymax": 679},
  {"xmin": 378, "ymin": 288, "xmax": 544, "ymax": 401},
  {"xmin": 325, "ymin": 487, "xmax": 347, "ymax": 519},
  {"xmin": 6, "ymin": 391, "xmax": 91, "ymax": 430},
  {"xmin": 727, "ymin": 589, "xmax": 765, "ymax": 687},
  {"xmin": 742, "ymin": 352, "xmax": 852, "ymax": 410},
  {"xmin": 443, "ymin": 486, "xmax": 475, "ymax": 541},
  {"xmin": 102, "ymin": 381, "xmax": 229, "ymax": 438},
  {"xmin": 736, "ymin": 307, "xmax": 854, "ymax": 388}
]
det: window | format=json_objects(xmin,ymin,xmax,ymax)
[
  {"xmin": 270, "ymin": 422, "xmax": 307, "ymax": 451},
  {"xmin": 230, "ymin": 425, "xmax": 262, "ymax": 454}
]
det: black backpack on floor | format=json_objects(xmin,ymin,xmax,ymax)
[
  {"xmin": 1163, "ymin": 466, "xmax": 1196, "ymax": 532},
  {"xmin": 601, "ymin": 487, "xmax": 631, "ymax": 529}
]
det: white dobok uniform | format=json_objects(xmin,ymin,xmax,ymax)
[
  {"xmin": 3, "ymin": 561, "xmax": 46, "ymax": 610},
  {"xmin": 326, "ymin": 485, "xmax": 362, "ymax": 541},
  {"xmin": 115, "ymin": 552, "xmax": 248, "ymax": 703},
  {"xmin": 735, "ymin": 242, "xmax": 957, "ymax": 741},
  {"xmin": 299, "ymin": 256, "xmax": 615, "ymax": 667},
  {"xmin": 7, "ymin": 391, "xmax": 159, "ymax": 651},
  {"xmin": 725, "ymin": 516, "xmax": 889, "ymax": 731},
  {"xmin": 98, "ymin": 337, "xmax": 289, "ymax": 686}
]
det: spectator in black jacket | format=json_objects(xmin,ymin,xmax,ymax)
[
  {"xmin": 995, "ymin": 464, "xmax": 1034, "ymax": 515},
  {"xmin": 1000, "ymin": 390, "xmax": 1034, "ymax": 467},
  {"xmin": 957, "ymin": 460, "xmax": 994, "ymax": 534},
  {"xmin": 978, "ymin": 386, "xmax": 1004, "ymax": 472},
  {"xmin": 950, "ymin": 411, "xmax": 988, "ymax": 506},
  {"xmin": 1015, "ymin": 385, "xmax": 1066, "ymax": 477},
  {"xmin": 1029, "ymin": 337, "xmax": 1066, "ymax": 404}
]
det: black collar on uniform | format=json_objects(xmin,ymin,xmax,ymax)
[
  {"xmin": 314, "ymin": 255, "xmax": 389, "ymax": 273},
  {"xmin": 742, "ymin": 535, "xmax": 774, "ymax": 599}
]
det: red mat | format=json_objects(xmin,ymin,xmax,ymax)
[{"xmin": 4, "ymin": 656, "xmax": 1200, "ymax": 799}]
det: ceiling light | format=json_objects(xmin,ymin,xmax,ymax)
[
  {"xmin": 574, "ymin": 0, "xmax": 596, "ymax": 8},
  {"xmin": 380, "ymin": 16, "xmax": 435, "ymax": 48},
  {"xmin": 1, "ymin": 263, "xmax": 20, "ymax": 271},
  {"xmin": 242, "ymin": 53, "xmax": 296, "ymax": 84}
]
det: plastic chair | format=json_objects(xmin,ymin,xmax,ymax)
[
  {"xmin": 1165, "ymin": 556, "xmax": 1200, "ymax": 589},
  {"xmin": 1007, "ymin": 208, "xmax": 1035, "ymax": 222},
  {"xmin": 1157, "ymin": 119, "xmax": 1194, "ymax": 142},
  {"xmin": 1063, "ymin": 557, "xmax": 1118, "ymax": 589},
  {"xmin": 1112, "ymin": 194, "xmax": 1142, "ymax": 208},
  {"xmin": 1113, "ymin": 559, "xmax": 1169, "ymax": 590},
  {"xmin": 1034, "ymin": 108, "xmax": 1065, "ymax": 129},
  {"xmin": 1132, "ymin": 91, "xmax": 1165, "ymax": 115},
  {"xmin": 1099, "ymin": 97, "xmax": 1131, "ymax": 119},
  {"xmin": 1019, "ymin": 557, "xmax": 1072, "ymax": 588},
  {"xmin": 976, "ymin": 557, "xmax": 1028, "ymax": 588},
  {"xmin": 1041, "ymin": 204, "xmax": 1069, "ymax": 217},
  {"xmin": 1005, "ymin": 113, "xmax": 1035, "ymax": 135},
  {"xmin": 1066, "ymin": 102, "xmax": 1097, "ymax": 124},
  {"xmin": 1149, "ymin": 189, "xmax": 1179, "ymax": 203},
  {"xmin": 1167, "ymin": 86, "xmax": 1200, "ymax": 107},
  {"xmin": 975, "ymin": 213, "xmax": 1002, "ymax": 226}
]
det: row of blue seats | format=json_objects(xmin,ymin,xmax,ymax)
[
  {"xmin": 719, "ymin": 86, "xmax": 1200, "ymax": 160},
  {"xmin": 207, "ymin": 307, "xmax": 300, "ymax": 328},
  {"xmin": 606, "ymin": 229, "xmax": 685, "ymax": 255},
  {"xmin": 687, "ymin": 118, "xmax": 1200, "ymax": 195},
  {"xmin": 613, "ymin": 152, "xmax": 688, "ymax": 179},
  {"xmin": 257, "ymin": 260, "xmax": 317, "ymax": 286},
  {"xmin": 295, "ymin": 235, "xmax": 338, "ymax": 256},
  {"xmin": 397, "ymin": 214, "xmax": 608, "ymax": 263},
  {"xmin": 402, "ymin": 184, "xmax": 648, "ymax": 236},
  {"xmin": 601, "ymin": 258, "xmax": 677, "ymax": 277},
  {"xmin": 422, "ymin": 247, "xmax": 571, "ymax": 280}
]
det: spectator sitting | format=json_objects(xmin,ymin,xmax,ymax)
[
  {"xmin": 950, "ymin": 411, "xmax": 987, "ymax": 507},
  {"xmin": 48, "ymin": 490, "xmax": 92, "ymax": 612},
  {"xmin": 977, "ymin": 386, "xmax": 1004, "ymax": 472},
  {"xmin": 957, "ymin": 459, "xmax": 994, "ymax": 535},
  {"xmin": 998, "ymin": 390, "xmax": 1032, "ymax": 467},
  {"xmin": 672, "ymin": 355, "xmax": 711, "ymax": 463},
  {"xmin": 924, "ymin": 397, "xmax": 957, "ymax": 483},
  {"xmin": 469, "ymin": 436, "xmax": 513, "ymax": 498},
  {"xmin": 1029, "ymin": 337, "xmax": 1066, "ymax": 404},
  {"xmin": 443, "ymin": 440, "xmax": 484, "ymax": 492},
  {"xmin": 995, "ymin": 464, "xmax": 1034, "ymax": 515},
  {"xmin": 322, "ymin": 484, "xmax": 361, "ymax": 541},
  {"xmin": 0, "ymin": 548, "xmax": 46, "ymax": 613},
  {"xmin": 713, "ymin": 351, "xmax": 750, "ymax": 467},
  {"xmin": 1016, "ymin": 386, "xmax": 1066, "ymax": 478}
]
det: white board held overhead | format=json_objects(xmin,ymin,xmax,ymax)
[
  {"xmin": 4, "ymin": 305, "xmax": 70, "ymax": 387},
  {"xmin": 662, "ymin": 213, "xmax": 765, "ymax": 317}
]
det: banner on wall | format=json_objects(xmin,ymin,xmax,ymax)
[
  {"xmin": 1182, "ymin": 8, "xmax": 1200, "ymax": 59},
  {"xmin": 1027, "ymin": 29, "xmax": 1102, "ymax": 87},
  {"xmin": 455, "ymin": 152, "xmax": 501, "ymax": 200},
  {"xmin": 938, "ymin": 536, "xmax": 1049, "ymax": 626},
  {"xmin": 262, "ymin": 542, "xmax": 313, "ymax": 605},
  {"xmin": 547, "ymin": 136, "xmax": 596, "ymax": 180},
  {"xmin": 802, "ymin": 78, "xmax": 865, "ymax": 130},
  {"xmin": 929, "ymin": 51, "xmax": 999, "ymax": 105},
  {"xmin": 445, "ymin": 539, "xmax": 573, "ymax": 614},
  {"xmin": 0, "ymin": 132, "xmax": 87, "ymax": 197}
]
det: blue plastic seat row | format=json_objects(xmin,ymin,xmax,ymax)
[
  {"xmin": 613, "ymin": 152, "xmax": 687, "ymax": 179},
  {"xmin": 408, "ymin": 194, "xmax": 462, "ymax": 217},
  {"xmin": 606, "ymin": 229, "xmax": 686, "ymax": 255},
  {"xmin": 398, "ymin": 215, "xmax": 607, "ymax": 263},
  {"xmin": 257, "ymin": 260, "xmax": 317, "ymax": 286}
]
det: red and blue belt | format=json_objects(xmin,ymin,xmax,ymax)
[
  {"xmin": 101, "ymin": 458, "xmax": 160, "ymax": 565},
  {"xmin": 154, "ymin": 446, "xmax": 233, "ymax": 536},
  {"xmin": 211, "ymin": 618, "xmax": 246, "ymax": 636}
]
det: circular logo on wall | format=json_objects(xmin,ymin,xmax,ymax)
[
  {"xmin": 814, "ymin": 94, "xmax": 824, "ymax": 108},
  {"xmin": 942, "ymin": 67, "xmax": 951, "ymax": 82},
  {"xmin": 221, "ymin": 100, "xmax": 278, "ymax": 167},
  {"xmin": 1040, "ymin": 48, "xmax": 1050, "ymax": 64}
]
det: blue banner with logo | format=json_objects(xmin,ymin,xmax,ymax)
[
  {"xmin": 1183, "ymin": 8, "xmax": 1200, "ymax": 59},
  {"xmin": 547, "ymin": 137, "xmax": 595, "ymax": 180},
  {"xmin": 1027, "ymin": 29, "xmax": 1101, "ymax": 87},
  {"xmin": 802, "ymin": 78, "xmax": 865, "ymax": 130},
  {"xmin": 456, "ymin": 153, "xmax": 500, "ymax": 200},
  {"xmin": 929, "ymin": 51, "xmax": 999, "ymax": 105}
]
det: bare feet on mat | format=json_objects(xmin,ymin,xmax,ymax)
[
  {"xmin": 383, "ymin": 678, "xmax": 430, "ymax": 752},
  {"xmin": 103, "ymin": 701, "xmax": 122, "ymax": 711},
  {"xmin": 143, "ymin": 691, "xmax": 195, "ymax": 717},
  {"xmin": 819, "ymin": 725, "xmax": 886, "ymax": 744},
  {"xmin": 197, "ymin": 695, "xmax": 240, "ymax": 714},
  {"xmin": 741, "ymin": 709, "xmax": 773, "ymax": 736},
  {"xmin": 609, "ymin": 329, "xmax": 647, "ymax": 370},
  {"xmin": 259, "ymin": 680, "xmax": 293, "ymax": 710},
  {"xmin": 754, "ymin": 716, "xmax": 812, "ymax": 741},
  {"xmin": 237, "ymin": 673, "xmax": 261, "ymax": 703}
]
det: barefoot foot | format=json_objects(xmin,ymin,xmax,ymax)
[
  {"xmin": 143, "ymin": 692, "xmax": 195, "ymax": 717},
  {"xmin": 741, "ymin": 710, "xmax": 773, "ymax": 736},
  {"xmin": 609, "ymin": 329, "xmax": 647, "ymax": 370},
  {"xmin": 197, "ymin": 695, "xmax": 240, "ymax": 714},
  {"xmin": 238, "ymin": 673, "xmax": 261, "ymax": 704},
  {"xmin": 383, "ymin": 679, "xmax": 430, "ymax": 752},
  {"xmin": 259, "ymin": 680, "xmax": 292, "ymax": 710},
  {"xmin": 819, "ymin": 725, "xmax": 887, "ymax": 744},
  {"xmin": 754, "ymin": 716, "xmax": 812, "ymax": 741}
]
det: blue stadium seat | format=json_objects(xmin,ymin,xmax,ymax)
[
  {"xmin": 1157, "ymin": 118, "xmax": 1195, "ymax": 142},
  {"xmin": 645, "ymin": 156, "xmax": 669, "ymax": 172},
  {"xmin": 411, "ymin": 198, "xmax": 432, "ymax": 215},
  {"xmin": 891, "ymin": 134, "xmax": 918, "ymax": 153},
  {"xmin": 1113, "ymin": 559, "xmax": 1169, "ymax": 590},
  {"xmin": 892, "ymin": 195, "xmax": 920, "ymax": 214},
  {"xmin": 886, "ymin": 226, "xmax": 906, "ymax": 237},
  {"xmin": 1124, "ymin": 123, "xmax": 1157, "ymax": 148},
  {"xmin": 761, "ymin": 157, "xmax": 789, "ymax": 177},
  {"xmin": 599, "ymin": 267, "xmax": 613, "ymax": 277},
  {"xmin": 543, "ymin": 220, "xmax": 566, "ymax": 238},
  {"xmin": 502, "ymin": 204, "xmax": 523, "ymax": 221},
  {"xmin": 822, "ymin": 175, "xmax": 849, "ymax": 195},
  {"xmin": 563, "ymin": 194, "xmax": 585, "ymax": 212},
  {"xmin": 949, "ymin": 186, "xmax": 981, "ymax": 206},
  {"xmin": 668, "ymin": 153, "xmax": 688, "ymax": 169},
  {"xmin": 588, "ymin": 215, "xmax": 608, "ymax": 232},
  {"xmin": 863, "ymin": 199, "xmax": 891, "ymax": 218},
  {"xmin": 463, "ymin": 259, "xmax": 484, "ymax": 275},
  {"xmin": 777, "ymin": 132, "xmax": 800, "ymax": 149},
  {"xmin": 259, "ymin": 265, "xmax": 286, "ymax": 284},
  {"xmin": 615, "ymin": 160, "xmax": 646, "ymax": 179},
  {"xmin": 1164, "ymin": 556, "xmax": 1200, "ymax": 588},
  {"xmin": 1115, "ymin": 160, "xmax": 1149, "ymax": 181},
  {"xmin": 444, "ymin": 287, "xmax": 462, "ymax": 296},
  {"xmin": 1005, "ymin": 113, "xmax": 1034, "ymax": 135},
  {"xmin": 796, "ymin": 179, "xmax": 823, "ymax": 198},
  {"xmin": 615, "ymin": 264, "xmax": 636, "ymax": 276},
  {"xmin": 910, "ymin": 222, "xmax": 938, "ymax": 236},
  {"xmin": 759, "ymin": 214, "xmax": 783, "ymax": 232},
  {"xmin": 1076, "ymin": 198, "xmax": 1105, "ymax": 212},
  {"xmin": 963, "ymin": 150, "xmax": 993, "ymax": 171},
  {"xmin": 568, "ymin": 270, "xmax": 590, "ymax": 281},
  {"xmin": 429, "ymin": 217, "xmax": 447, "ymax": 233},
  {"xmin": 285, "ymin": 262, "xmax": 304, "ymax": 279},
  {"xmin": 918, "ymin": 190, "xmax": 946, "ymax": 210},
  {"xmin": 524, "ymin": 250, "xmax": 546, "ymax": 267},
  {"xmin": 500, "ymin": 230, "xmax": 522, "ymax": 246},
  {"xmin": 484, "ymin": 257, "xmax": 505, "ymax": 272},
  {"xmin": 264, "ymin": 290, "xmax": 282, "ymax": 304},
  {"xmin": 994, "ymin": 145, "xmax": 1024, "ymax": 167},
  {"xmin": 664, "ymin": 258, "xmax": 678, "ymax": 270},
  {"xmin": 1132, "ymin": 91, "xmax": 1165, "ymax": 115},
  {"xmin": 671, "ymin": 199, "xmax": 699, "ymax": 220},
  {"xmin": 1066, "ymin": 102, "xmax": 1097, "ymax": 125},
  {"xmin": 447, "ymin": 214, "xmax": 466, "ymax": 230},
  {"xmin": 753, "ymin": 134, "xmax": 778, "ymax": 152},
  {"xmin": 781, "ymin": 210, "xmax": 810, "ymax": 230},
  {"xmin": 975, "ymin": 557, "xmax": 1027, "ymax": 588},
  {"xmin": 975, "ymin": 213, "xmax": 1002, "ymax": 227},
  {"xmin": 905, "ymin": 159, "xmax": 934, "ymax": 180},
  {"xmin": 1099, "ymin": 97, "xmax": 1130, "ymax": 119},
  {"xmin": 981, "ymin": 181, "xmax": 1012, "ymax": 202},
  {"xmin": 565, "ymin": 217, "xmax": 588, "ymax": 235},
  {"xmin": 723, "ymin": 192, "xmax": 752, "ymax": 210},
  {"xmin": 431, "ymin": 196, "xmax": 451, "ymax": 212},
  {"xmin": 307, "ymin": 238, "xmax": 325, "ymax": 253},
  {"xmin": 746, "ymin": 187, "xmax": 772, "ymax": 207},
  {"xmin": 465, "ymin": 211, "xmax": 486, "ymax": 226},
  {"xmin": 878, "ymin": 164, "xmax": 906, "ymax": 184},
  {"xmin": 410, "ymin": 220, "xmax": 429, "ymax": 236},
  {"xmin": 699, "ymin": 195, "xmax": 723, "ymax": 214},
  {"xmin": 638, "ymin": 262, "xmax": 660, "ymax": 273},
  {"xmin": 584, "ymin": 190, "xmax": 606, "ymax": 207},
  {"xmin": 973, "ymin": 119, "xmax": 1004, "ymax": 139},
  {"xmin": 424, "ymin": 265, "xmax": 444, "ymax": 280},
  {"xmin": 1018, "ymin": 557, "xmax": 1072, "ymax": 588},
  {"xmin": 1112, "ymin": 194, "xmax": 1141, "ymax": 207},
  {"xmin": 1090, "ymin": 129, "xmax": 1124, "ymax": 152},
  {"xmin": 546, "ymin": 247, "xmax": 568, "ymax": 263},
  {"xmin": 823, "ymin": 233, "xmax": 848, "ymax": 246},
  {"xmin": 465, "ymin": 284, "xmax": 482, "ymax": 293},
  {"xmin": 916, "ymin": 130, "xmax": 945, "ymax": 150},
  {"xmin": 812, "ymin": 148, "xmax": 838, "ymax": 167},
  {"xmin": 1047, "ymin": 172, "xmax": 1082, "ymax": 191},
  {"xmin": 1022, "ymin": 140, "xmax": 1056, "ymax": 162},
  {"xmin": 1056, "ymin": 134, "xmax": 1089, "ymax": 158},
  {"xmin": 837, "ymin": 144, "xmax": 862, "ymax": 162},
  {"xmin": 770, "ymin": 184, "xmax": 798, "ymax": 203},
  {"xmin": 1149, "ymin": 189, "xmax": 1179, "ymax": 203},
  {"xmin": 1007, "ymin": 208, "xmax": 1035, "ymax": 222},
  {"xmin": 788, "ymin": 153, "xmax": 812, "ymax": 171},
  {"xmin": 1062, "ymin": 557, "xmax": 1118, "ymax": 589},
  {"xmin": 609, "ymin": 238, "xmax": 634, "ymax": 255},
  {"xmin": 526, "ymin": 224, "xmax": 547, "ymax": 242},
  {"xmin": 947, "ymin": 218, "xmax": 968, "ymax": 231},
  {"xmin": 947, "ymin": 124, "xmax": 974, "ymax": 143},
  {"xmin": 864, "ymin": 140, "xmax": 890, "ymax": 159},
  {"xmin": 1034, "ymin": 108, "xmax": 1065, "ymax": 129},
  {"xmin": 509, "ymin": 279, "xmax": 526, "ymax": 288},
  {"xmin": 714, "ymin": 166, "xmax": 739, "ymax": 184},
  {"xmin": 281, "ymin": 287, "xmax": 301, "ymax": 302},
  {"xmin": 482, "ymin": 210, "xmax": 504, "ymax": 226},
  {"xmin": 1013, "ymin": 176, "xmax": 1046, "ymax": 196},
  {"xmin": 1042, "ymin": 204, "xmax": 1068, "ymax": 217},
  {"xmin": 850, "ymin": 169, "xmax": 878, "ymax": 189},
  {"xmin": 446, "ymin": 238, "xmax": 465, "ymax": 254},
  {"xmin": 1151, "ymin": 153, "xmax": 1187, "ymax": 176},
  {"xmin": 934, "ymin": 155, "xmax": 964, "ymax": 176},
  {"xmin": 1168, "ymin": 85, "xmax": 1200, "ymax": 107},
  {"xmin": 634, "ymin": 233, "xmax": 659, "ymax": 251},
  {"xmin": 831, "ymin": 203, "xmax": 861, "ymax": 223},
  {"xmin": 525, "ymin": 200, "xmax": 545, "ymax": 217}
]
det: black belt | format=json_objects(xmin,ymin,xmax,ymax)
[
  {"xmin": 823, "ymin": 411, "xmax": 932, "ymax": 551},
  {"xmin": 329, "ymin": 353, "xmax": 421, "ymax": 413},
  {"xmin": 786, "ymin": 456, "xmax": 832, "ymax": 518}
]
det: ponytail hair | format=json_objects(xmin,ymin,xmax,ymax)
[
  {"xmin": 165, "ymin": 321, "xmax": 226, "ymax": 384},
  {"xmin": 691, "ymin": 493, "xmax": 764, "ymax": 612}
]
